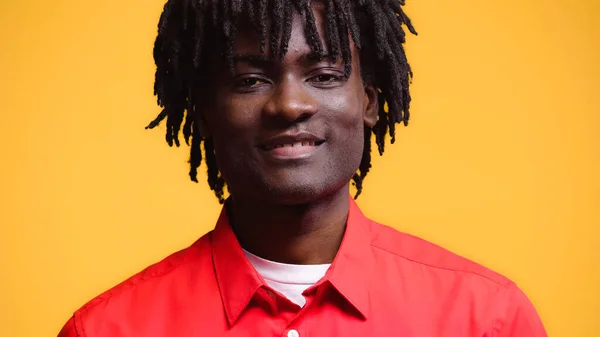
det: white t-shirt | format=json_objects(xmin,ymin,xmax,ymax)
[{"xmin": 243, "ymin": 249, "xmax": 331, "ymax": 307}]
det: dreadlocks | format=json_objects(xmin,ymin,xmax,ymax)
[{"xmin": 146, "ymin": 0, "xmax": 417, "ymax": 203}]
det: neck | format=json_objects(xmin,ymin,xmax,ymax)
[{"xmin": 227, "ymin": 186, "xmax": 350, "ymax": 265}]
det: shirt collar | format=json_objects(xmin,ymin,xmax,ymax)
[
  {"xmin": 324, "ymin": 195, "xmax": 373, "ymax": 319},
  {"xmin": 211, "ymin": 208, "xmax": 265, "ymax": 325},
  {"xmin": 211, "ymin": 195, "xmax": 373, "ymax": 325}
]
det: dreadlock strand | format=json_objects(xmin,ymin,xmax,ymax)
[
  {"xmin": 171, "ymin": 107, "xmax": 185, "ymax": 147},
  {"xmin": 360, "ymin": 127, "xmax": 372, "ymax": 180},
  {"xmin": 382, "ymin": 56, "xmax": 402, "ymax": 143},
  {"xmin": 243, "ymin": 0, "xmax": 256, "ymax": 23},
  {"xmin": 342, "ymin": 0, "xmax": 361, "ymax": 48},
  {"xmin": 374, "ymin": 91, "xmax": 388, "ymax": 155},
  {"xmin": 210, "ymin": 0, "xmax": 219, "ymax": 26},
  {"xmin": 269, "ymin": 0, "xmax": 284, "ymax": 59},
  {"xmin": 352, "ymin": 126, "xmax": 373, "ymax": 199},
  {"xmin": 363, "ymin": 0, "xmax": 385, "ymax": 61},
  {"xmin": 333, "ymin": 0, "xmax": 352, "ymax": 75},
  {"xmin": 204, "ymin": 138, "xmax": 226, "ymax": 203},
  {"xmin": 384, "ymin": 3, "xmax": 407, "ymax": 45},
  {"xmin": 230, "ymin": 0, "xmax": 243, "ymax": 16},
  {"xmin": 398, "ymin": 7, "xmax": 417, "ymax": 35},
  {"xmin": 279, "ymin": 0, "xmax": 293, "ymax": 59},
  {"xmin": 158, "ymin": 0, "xmax": 175, "ymax": 36},
  {"xmin": 168, "ymin": 51, "xmax": 185, "ymax": 146},
  {"xmin": 183, "ymin": 110, "xmax": 194, "ymax": 145},
  {"xmin": 181, "ymin": 0, "xmax": 191, "ymax": 30},
  {"xmin": 222, "ymin": 0, "xmax": 232, "ymax": 38},
  {"xmin": 146, "ymin": 108, "xmax": 169, "ymax": 130},
  {"xmin": 324, "ymin": 0, "xmax": 340, "ymax": 60},
  {"xmin": 257, "ymin": 0, "xmax": 269, "ymax": 53},
  {"xmin": 388, "ymin": 52, "xmax": 407, "ymax": 125},
  {"xmin": 192, "ymin": 5, "xmax": 206, "ymax": 68},
  {"xmin": 188, "ymin": 122, "xmax": 203, "ymax": 182},
  {"xmin": 183, "ymin": 88, "xmax": 194, "ymax": 144},
  {"xmin": 224, "ymin": 0, "xmax": 242, "ymax": 71},
  {"xmin": 352, "ymin": 173, "xmax": 363, "ymax": 199},
  {"xmin": 295, "ymin": 0, "xmax": 324, "ymax": 56}
]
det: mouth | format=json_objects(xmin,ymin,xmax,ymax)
[
  {"xmin": 263, "ymin": 140, "xmax": 325, "ymax": 151},
  {"xmin": 259, "ymin": 133, "xmax": 325, "ymax": 160}
]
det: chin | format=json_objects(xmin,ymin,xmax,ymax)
[
  {"xmin": 259, "ymin": 178, "xmax": 349, "ymax": 206},
  {"xmin": 223, "ymin": 163, "xmax": 356, "ymax": 205},
  {"xmin": 267, "ymin": 189, "xmax": 322, "ymax": 205}
]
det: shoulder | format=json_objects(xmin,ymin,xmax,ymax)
[
  {"xmin": 60, "ymin": 232, "xmax": 217, "ymax": 336},
  {"xmin": 82, "ymin": 233, "xmax": 213, "ymax": 310},
  {"xmin": 366, "ymin": 221, "xmax": 548, "ymax": 335},
  {"xmin": 368, "ymin": 220, "xmax": 513, "ymax": 287}
]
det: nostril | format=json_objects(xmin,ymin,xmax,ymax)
[
  {"xmin": 295, "ymin": 113, "xmax": 312, "ymax": 123},
  {"xmin": 271, "ymin": 112, "xmax": 313, "ymax": 126}
]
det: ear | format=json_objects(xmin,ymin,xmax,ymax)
[{"xmin": 363, "ymin": 83, "xmax": 378, "ymax": 128}]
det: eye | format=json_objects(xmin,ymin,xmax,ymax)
[
  {"xmin": 234, "ymin": 76, "xmax": 268, "ymax": 88},
  {"xmin": 309, "ymin": 74, "xmax": 342, "ymax": 83}
]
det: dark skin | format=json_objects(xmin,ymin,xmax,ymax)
[{"xmin": 196, "ymin": 4, "xmax": 378, "ymax": 264}]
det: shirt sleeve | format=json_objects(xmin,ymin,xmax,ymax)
[
  {"xmin": 495, "ymin": 284, "xmax": 548, "ymax": 337},
  {"xmin": 58, "ymin": 316, "xmax": 82, "ymax": 337}
]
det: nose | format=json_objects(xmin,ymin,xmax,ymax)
[{"xmin": 263, "ymin": 75, "xmax": 318, "ymax": 123}]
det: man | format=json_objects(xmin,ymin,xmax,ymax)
[{"xmin": 59, "ymin": 0, "xmax": 547, "ymax": 336}]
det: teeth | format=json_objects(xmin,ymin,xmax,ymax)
[{"xmin": 266, "ymin": 141, "xmax": 318, "ymax": 150}]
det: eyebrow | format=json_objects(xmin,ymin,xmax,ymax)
[
  {"xmin": 232, "ymin": 53, "xmax": 341, "ymax": 65},
  {"xmin": 233, "ymin": 54, "xmax": 272, "ymax": 64}
]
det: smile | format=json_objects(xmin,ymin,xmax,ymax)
[
  {"xmin": 259, "ymin": 134, "xmax": 325, "ymax": 160},
  {"xmin": 261, "ymin": 141, "xmax": 324, "ymax": 160},
  {"xmin": 264, "ymin": 141, "xmax": 320, "ymax": 150}
]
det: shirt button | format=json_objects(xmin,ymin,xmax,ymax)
[{"xmin": 287, "ymin": 329, "xmax": 300, "ymax": 337}]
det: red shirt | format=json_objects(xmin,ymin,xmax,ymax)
[{"xmin": 58, "ymin": 198, "xmax": 547, "ymax": 337}]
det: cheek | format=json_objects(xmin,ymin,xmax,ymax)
[
  {"xmin": 209, "ymin": 108, "xmax": 255, "ymax": 135},
  {"xmin": 324, "ymin": 93, "xmax": 366, "ymax": 169},
  {"xmin": 327, "ymin": 88, "xmax": 366, "ymax": 140},
  {"xmin": 205, "ymin": 98, "xmax": 261, "ymax": 144},
  {"xmin": 203, "ymin": 101, "xmax": 263, "ymax": 176}
]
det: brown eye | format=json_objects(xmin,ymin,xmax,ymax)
[
  {"xmin": 237, "ymin": 77, "xmax": 266, "ymax": 87},
  {"xmin": 311, "ymin": 74, "xmax": 340, "ymax": 83}
]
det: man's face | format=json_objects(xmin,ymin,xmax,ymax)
[{"xmin": 198, "ymin": 5, "xmax": 377, "ymax": 204}]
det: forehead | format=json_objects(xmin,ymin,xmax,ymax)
[{"xmin": 233, "ymin": 2, "xmax": 328, "ymax": 57}]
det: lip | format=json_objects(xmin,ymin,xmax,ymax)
[
  {"xmin": 258, "ymin": 132, "xmax": 325, "ymax": 160},
  {"xmin": 259, "ymin": 132, "xmax": 325, "ymax": 148}
]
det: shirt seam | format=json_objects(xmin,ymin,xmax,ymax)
[
  {"xmin": 494, "ymin": 282, "xmax": 518, "ymax": 337},
  {"xmin": 74, "ymin": 311, "xmax": 87, "ymax": 337},
  {"xmin": 370, "ymin": 243, "xmax": 513, "ymax": 287}
]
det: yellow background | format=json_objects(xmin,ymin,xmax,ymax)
[{"xmin": 1, "ymin": 0, "xmax": 598, "ymax": 336}]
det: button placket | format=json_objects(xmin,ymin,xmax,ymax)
[{"xmin": 281, "ymin": 284, "xmax": 322, "ymax": 337}]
